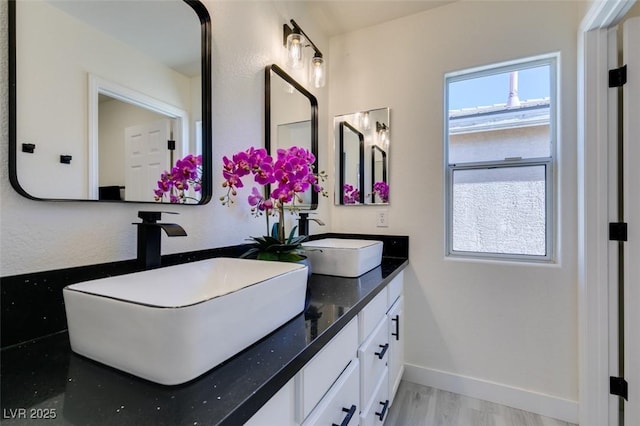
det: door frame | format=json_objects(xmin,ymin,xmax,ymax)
[
  {"xmin": 87, "ymin": 74, "xmax": 189, "ymax": 200},
  {"xmin": 578, "ymin": 1, "xmax": 636, "ymax": 425}
]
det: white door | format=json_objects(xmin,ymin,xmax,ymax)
[
  {"xmin": 124, "ymin": 118, "xmax": 171, "ymax": 201},
  {"xmin": 623, "ymin": 16, "xmax": 640, "ymax": 426}
]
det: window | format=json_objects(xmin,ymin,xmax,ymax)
[{"xmin": 445, "ymin": 55, "xmax": 557, "ymax": 261}]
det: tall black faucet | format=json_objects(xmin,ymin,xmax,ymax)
[
  {"xmin": 298, "ymin": 212, "xmax": 325, "ymax": 236},
  {"xmin": 133, "ymin": 211, "xmax": 187, "ymax": 269}
]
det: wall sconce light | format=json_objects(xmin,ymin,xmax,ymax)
[
  {"xmin": 283, "ymin": 19, "xmax": 326, "ymax": 88},
  {"xmin": 376, "ymin": 121, "xmax": 389, "ymax": 148},
  {"xmin": 361, "ymin": 111, "xmax": 371, "ymax": 130}
]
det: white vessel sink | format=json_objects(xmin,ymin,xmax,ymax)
[
  {"xmin": 63, "ymin": 257, "xmax": 308, "ymax": 385},
  {"xmin": 302, "ymin": 238, "xmax": 383, "ymax": 277}
]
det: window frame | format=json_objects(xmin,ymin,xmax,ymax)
[{"xmin": 444, "ymin": 54, "xmax": 558, "ymax": 263}]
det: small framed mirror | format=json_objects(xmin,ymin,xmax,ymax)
[
  {"xmin": 339, "ymin": 121, "xmax": 364, "ymax": 204},
  {"xmin": 8, "ymin": 0, "xmax": 212, "ymax": 204},
  {"xmin": 334, "ymin": 108, "xmax": 390, "ymax": 205},
  {"xmin": 265, "ymin": 64, "xmax": 319, "ymax": 209}
]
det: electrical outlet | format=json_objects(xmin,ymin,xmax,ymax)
[{"xmin": 376, "ymin": 211, "xmax": 389, "ymax": 227}]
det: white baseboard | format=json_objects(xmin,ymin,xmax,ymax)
[{"xmin": 403, "ymin": 364, "xmax": 578, "ymax": 424}]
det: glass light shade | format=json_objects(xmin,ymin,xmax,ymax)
[
  {"xmin": 286, "ymin": 33, "xmax": 305, "ymax": 69},
  {"xmin": 381, "ymin": 129, "xmax": 389, "ymax": 149},
  {"xmin": 309, "ymin": 55, "xmax": 326, "ymax": 88},
  {"xmin": 361, "ymin": 111, "xmax": 370, "ymax": 130}
]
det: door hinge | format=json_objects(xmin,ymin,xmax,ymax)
[
  {"xmin": 167, "ymin": 140, "xmax": 176, "ymax": 151},
  {"xmin": 609, "ymin": 222, "xmax": 628, "ymax": 241},
  {"xmin": 610, "ymin": 376, "xmax": 628, "ymax": 400},
  {"xmin": 609, "ymin": 65, "xmax": 627, "ymax": 87}
]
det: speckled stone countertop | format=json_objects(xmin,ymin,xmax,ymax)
[{"xmin": 0, "ymin": 257, "xmax": 408, "ymax": 426}]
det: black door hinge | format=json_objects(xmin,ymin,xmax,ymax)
[
  {"xmin": 610, "ymin": 376, "xmax": 628, "ymax": 400},
  {"xmin": 609, "ymin": 65, "xmax": 628, "ymax": 87},
  {"xmin": 609, "ymin": 222, "xmax": 628, "ymax": 241},
  {"xmin": 167, "ymin": 140, "xmax": 176, "ymax": 151}
]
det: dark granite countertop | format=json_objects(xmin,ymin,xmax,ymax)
[{"xmin": 1, "ymin": 257, "xmax": 408, "ymax": 426}]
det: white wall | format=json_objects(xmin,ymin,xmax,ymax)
[
  {"xmin": 0, "ymin": 0, "xmax": 330, "ymax": 276},
  {"xmin": 329, "ymin": 0, "xmax": 580, "ymax": 420}
]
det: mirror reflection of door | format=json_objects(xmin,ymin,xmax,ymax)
[
  {"xmin": 98, "ymin": 96, "xmax": 176, "ymax": 201},
  {"xmin": 123, "ymin": 119, "xmax": 171, "ymax": 202}
]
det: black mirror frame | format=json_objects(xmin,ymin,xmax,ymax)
[
  {"xmin": 339, "ymin": 121, "xmax": 365, "ymax": 205},
  {"xmin": 264, "ymin": 64, "xmax": 319, "ymax": 210},
  {"xmin": 7, "ymin": 0, "xmax": 212, "ymax": 205}
]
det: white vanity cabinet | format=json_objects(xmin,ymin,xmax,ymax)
[
  {"xmin": 297, "ymin": 317, "xmax": 358, "ymax": 422},
  {"xmin": 245, "ymin": 379, "xmax": 297, "ymax": 426},
  {"xmin": 357, "ymin": 270, "xmax": 404, "ymax": 425},
  {"xmin": 246, "ymin": 270, "xmax": 405, "ymax": 426},
  {"xmin": 386, "ymin": 271, "xmax": 404, "ymax": 406},
  {"xmin": 358, "ymin": 316, "xmax": 389, "ymax": 409},
  {"xmin": 387, "ymin": 296, "xmax": 404, "ymax": 405},
  {"xmin": 301, "ymin": 359, "xmax": 360, "ymax": 426},
  {"xmin": 360, "ymin": 369, "xmax": 389, "ymax": 426}
]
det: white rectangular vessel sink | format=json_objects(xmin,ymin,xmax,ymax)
[
  {"xmin": 63, "ymin": 257, "xmax": 308, "ymax": 385},
  {"xmin": 301, "ymin": 238, "xmax": 383, "ymax": 277}
]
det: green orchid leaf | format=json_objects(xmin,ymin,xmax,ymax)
[
  {"xmin": 257, "ymin": 252, "xmax": 279, "ymax": 261},
  {"xmin": 287, "ymin": 226, "xmax": 298, "ymax": 244},
  {"xmin": 277, "ymin": 252, "xmax": 306, "ymax": 262},
  {"xmin": 288, "ymin": 235, "xmax": 308, "ymax": 246},
  {"xmin": 263, "ymin": 243, "xmax": 300, "ymax": 252},
  {"xmin": 239, "ymin": 248, "xmax": 260, "ymax": 259}
]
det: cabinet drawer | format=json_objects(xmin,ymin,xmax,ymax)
[
  {"xmin": 386, "ymin": 271, "xmax": 404, "ymax": 309},
  {"xmin": 302, "ymin": 359, "xmax": 360, "ymax": 426},
  {"xmin": 360, "ymin": 368, "xmax": 389, "ymax": 426},
  {"xmin": 358, "ymin": 317, "xmax": 389, "ymax": 406},
  {"xmin": 245, "ymin": 379, "xmax": 296, "ymax": 426},
  {"xmin": 298, "ymin": 317, "xmax": 358, "ymax": 421},
  {"xmin": 358, "ymin": 290, "xmax": 387, "ymax": 345}
]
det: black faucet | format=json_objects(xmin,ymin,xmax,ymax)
[
  {"xmin": 298, "ymin": 212, "xmax": 325, "ymax": 236},
  {"xmin": 133, "ymin": 211, "xmax": 187, "ymax": 269}
]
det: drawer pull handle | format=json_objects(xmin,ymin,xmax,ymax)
[
  {"xmin": 375, "ymin": 399, "xmax": 390, "ymax": 421},
  {"xmin": 375, "ymin": 343, "xmax": 389, "ymax": 359},
  {"xmin": 332, "ymin": 404, "xmax": 357, "ymax": 426},
  {"xmin": 392, "ymin": 315, "xmax": 400, "ymax": 341}
]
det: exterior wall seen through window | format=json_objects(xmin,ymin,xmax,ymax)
[{"xmin": 445, "ymin": 56, "xmax": 555, "ymax": 261}]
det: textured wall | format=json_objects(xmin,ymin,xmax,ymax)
[{"xmin": 0, "ymin": 0, "xmax": 331, "ymax": 276}]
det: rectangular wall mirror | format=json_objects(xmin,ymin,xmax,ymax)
[
  {"xmin": 334, "ymin": 107, "xmax": 390, "ymax": 205},
  {"xmin": 8, "ymin": 0, "xmax": 212, "ymax": 203},
  {"xmin": 265, "ymin": 64, "xmax": 319, "ymax": 210}
]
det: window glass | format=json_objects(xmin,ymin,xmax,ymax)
[
  {"xmin": 448, "ymin": 64, "xmax": 551, "ymax": 164},
  {"xmin": 445, "ymin": 56, "xmax": 555, "ymax": 261},
  {"xmin": 452, "ymin": 166, "xmax": 547, "ymax": 256}
]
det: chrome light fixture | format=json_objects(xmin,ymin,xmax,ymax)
[{"xmin": 283, "ymin": 19, "xmax": 326, "ymax": 88}]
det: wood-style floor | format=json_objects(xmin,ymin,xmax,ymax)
[{"xmin": 384, "ymin": 381, "xmax": 577, "ymax": 426}]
